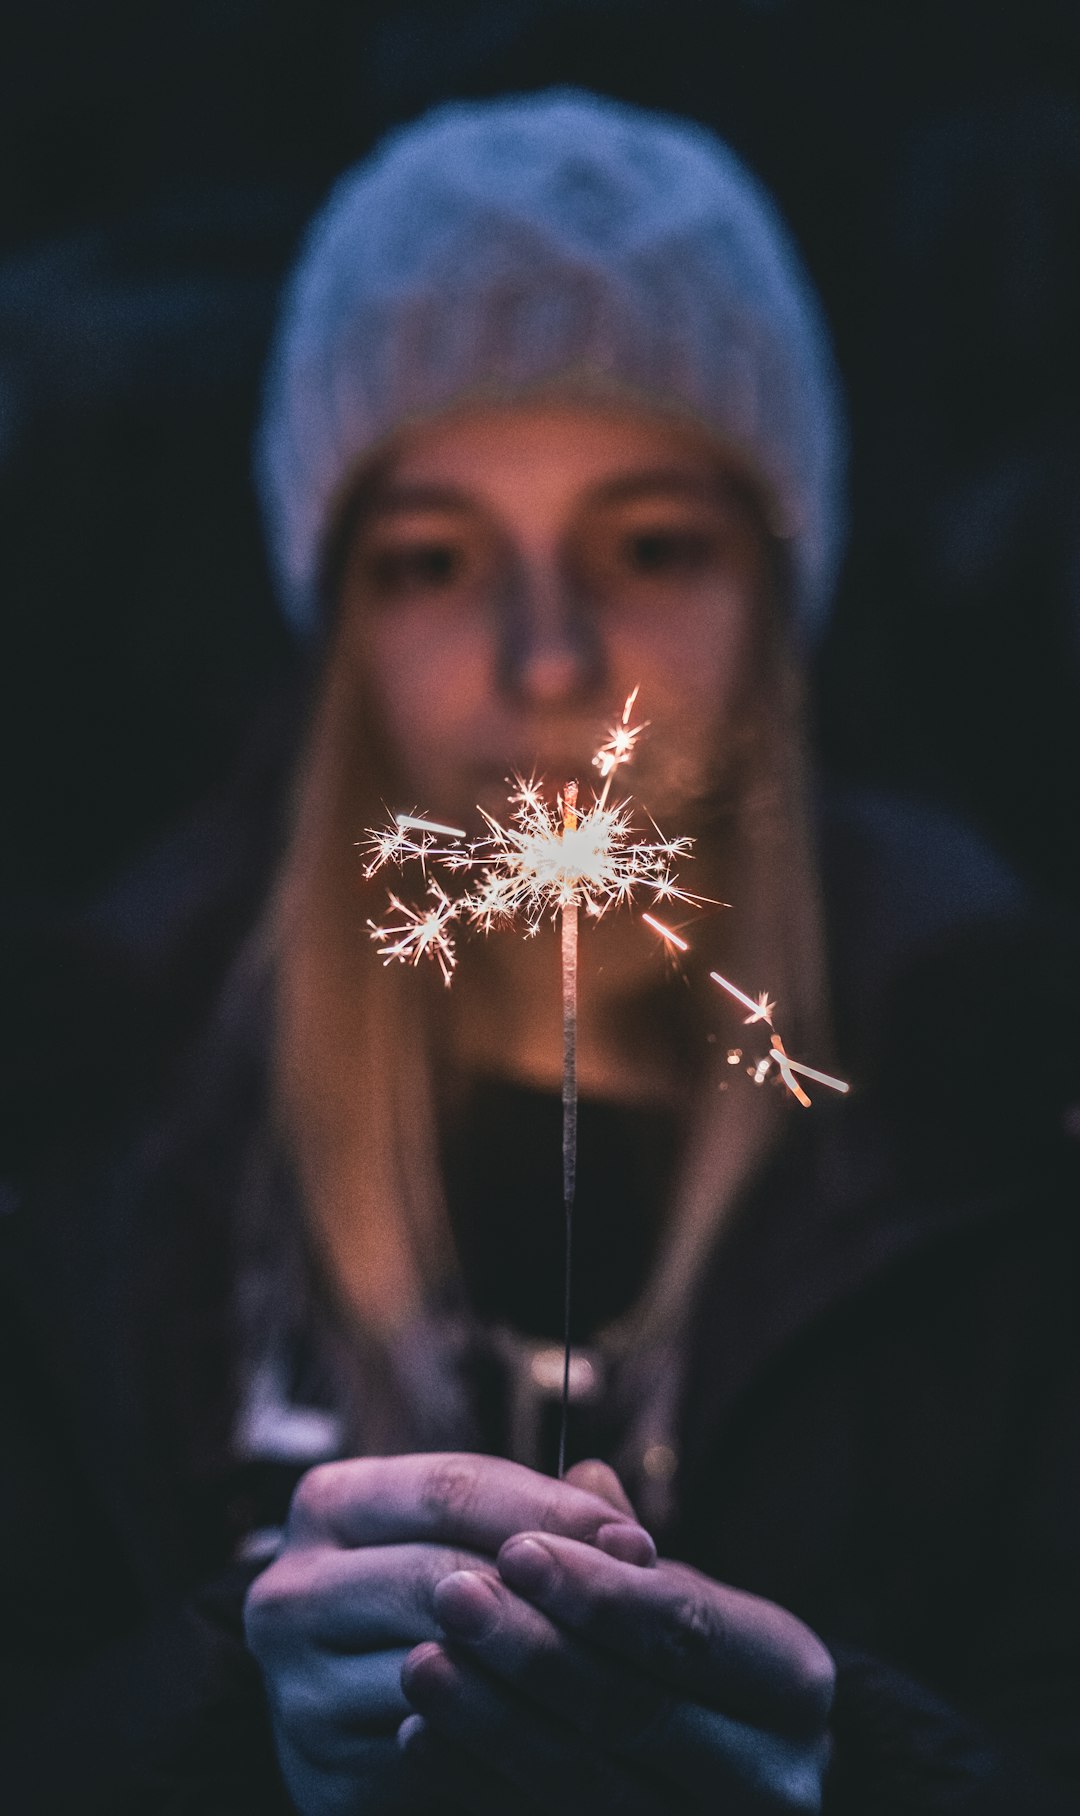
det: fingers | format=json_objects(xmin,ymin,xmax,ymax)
[
  {"xmin": 562, "ymin": 1461, "xmax": 655, "ymax": 1563},
  {"xmin": 429, "ymin": 1568, "xmax": 827, "ymax": 1809},
  {"xmin": 401, "ymin": 1642, "xmax": 670, "ymax": 1816},
  {"xmin": 286, "ymin": 1452, "xmax": 652, "ymax": 1557},
  {"xmin": 496, "ymin": 1538, "xmax": 835, "ymax": 1737},
  {"xmin": 433, "ymin": 1568, "xmax": 681, "ymax": 1752},
  {"xmin": 246, "ymin": 1540, "xmax": 497, "ymax": 1655},
  {"xmin": 562, "ymin": 1458, "xmax": 636, "ymax": 1517}
]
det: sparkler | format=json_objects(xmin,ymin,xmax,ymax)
[
  {"xmin": 364, "ymin": 690, "xmax": 699, "ymax": 1472},
  {"xmin": 363, "ymin": 690, "xmax": 848, "ymax": 1473}
]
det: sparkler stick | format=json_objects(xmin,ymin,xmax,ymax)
[
  {"xmin": 559, "ymin": 781, "xmax": 579, "ymax": 1477},
  {"xmin": 363, "ymin": 692, "xmax": 700, "ymax": 1475}
]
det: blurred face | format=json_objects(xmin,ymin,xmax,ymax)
[{"xmin": 338, "ymin": 401, "xmax": 773, "ymax": 834}]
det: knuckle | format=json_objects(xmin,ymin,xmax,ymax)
[
  {"xmin": 421, "ymin": 1454, "xmax": 480, "ymax": 1526},
  {"xmin": 662, "ymin": 1587, "xmax": 717, "ymax": 1672}
]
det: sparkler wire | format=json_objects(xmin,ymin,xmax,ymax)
[{"xmin": 558, "ymin": 783, "xmax": 580, "ymax": 1479}]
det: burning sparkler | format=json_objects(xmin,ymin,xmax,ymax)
[
  {"xmin": 363, "ymin": 689, "xmax": 847, "ymax": 1471},
  {"xmin": 364, "ymin": 691, "xmax": 700, "ymax": 1472}
]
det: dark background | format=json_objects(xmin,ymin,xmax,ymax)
[{"xmin": 3, "ymin": 0, "xmax": 1080, "ymax": 1175}]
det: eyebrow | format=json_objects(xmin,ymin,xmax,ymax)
[
  {"xmin": 365, "ymin": 483, "xmax": 477, "ymax": 519},
  {"xmin": 589, "ymin": 468, "xmax": 737, "ymax": 509}
]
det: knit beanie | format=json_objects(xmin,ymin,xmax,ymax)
[{"xmin": 256, "ymin": 88, "xmax": 846, "ymax": 643}]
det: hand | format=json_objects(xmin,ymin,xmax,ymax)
[
  {"xmin": 400, "ymin": 1523, "xmax": 835, "ymax": 1814},
  {"xmin": 243, "ymin": 1453, "xmax": 655, "ymax": 1816}
]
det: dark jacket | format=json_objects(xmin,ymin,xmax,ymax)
[{"xmin": 4, "ymin": 789, "xmax": 1080, "ymax": 1813}]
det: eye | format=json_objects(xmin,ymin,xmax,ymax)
[
  {"xmin": 367, "ymin": 539, "xmax": 466, "ymax": 597},
  {"xmin": 622, "ymin": 529, "xmax": 715, "ymax": 576}
]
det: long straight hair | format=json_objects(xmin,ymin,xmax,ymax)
[{"xmin": 267, "ymin": 528, "xmax": 830, "ymax": 1453}]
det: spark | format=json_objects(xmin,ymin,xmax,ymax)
[
  {"xmin": 709, "ymin": 969, "xmax": 776, "ymax": 1027},
  {"xmin": 367, "ymin": 883, "xmax": 459, "ymax": 988},
  {"xmin": 706, "ymin": 975, "xmax": 848, "ymax": 1105},
  {"xmin": 641, "ymin": 912, "xmax": 690, "ymax": 952},
  {"xmin": 396, "ymin": 813, "xmax": 467, "ymax": 840},
  {"xmin": 593, "ymin": 685, "xmax": 647, "ymax": 800},
  {"xmin": 768, "ymin": 1034, "xmax": 850, "ymax": 1105}
]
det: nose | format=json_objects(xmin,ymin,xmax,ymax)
[{"xmin": 497, "ymin": 555, "xmax": 603, "ymax": 707}]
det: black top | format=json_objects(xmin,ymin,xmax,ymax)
[{"xmin": 444, "ymin": 1078, "xmax": 676, "ymax": 1344}]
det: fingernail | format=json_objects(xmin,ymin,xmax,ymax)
[
  {"xmin": 398, "ymin": 1713, "xmax": 425, "ymax": 1752},
  {"xmin": 434, "ymin": 1569, "xmax": 500, "ymax": 1639},
  {"xmin": 401, "ymin": 1640, "xmax": 447, "ymax": 1701},
  {"xmin": 498, "ymin": 1535, "xmax": 555, "ymax": 1593},
  {"xmin": 596, "ymin": 1522, "xmax": 656, "ymax": 1565}
]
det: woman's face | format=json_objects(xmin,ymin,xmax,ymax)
[{"xmin": 338, "ymin": 401, "xmax": 773, "ymax": 830}]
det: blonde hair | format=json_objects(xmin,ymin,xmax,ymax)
[{"xmin": 266, "ymin": 547, "xmax": 830, "ymax": 1455}]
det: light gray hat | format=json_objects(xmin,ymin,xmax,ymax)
[{"xmin": 256, "ymin": 88, "xmax": 846, "ymax": 642}]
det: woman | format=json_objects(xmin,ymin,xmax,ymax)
[{"xmin": 6, "ymin": 90, "xmax": 1080, "ymax": 1815}]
